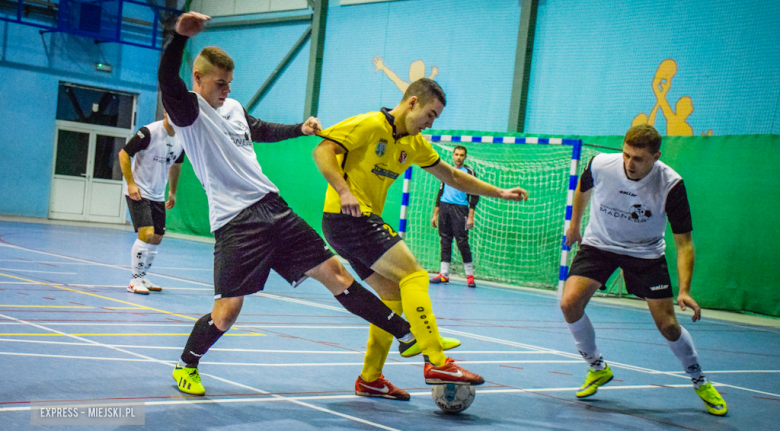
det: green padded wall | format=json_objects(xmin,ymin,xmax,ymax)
[{"xmin": 165, "ymin": 131, "xmax": 780, "ymax": 317}]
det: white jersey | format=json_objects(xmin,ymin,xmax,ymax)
[
  {"xmin": 122, "ymin": 120, "xmax": 184, "ymax": 202},
  {"xmin": 582, "ymin": 153, "xmax": 683, "ymax": 259},
  {"xmin": 170, "ymin": 94, "xmax": 279, "ymax": 232}
]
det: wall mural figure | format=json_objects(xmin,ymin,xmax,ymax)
[
  {"xmin": 373, "ymin": 56, "xmax": 439, "ymax": 93},
  {"xmin": 632, "ymin": 59, "xmax": 712, "ymax": 136}
]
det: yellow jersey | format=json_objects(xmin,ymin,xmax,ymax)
[{"xmin": 319, "ymin": 109, "xmax": 440, "ymax": 216}]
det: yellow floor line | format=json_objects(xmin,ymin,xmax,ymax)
[
  {"xmin": 0, "ymin": 305, "xmax": 93, "ymax": 308},
  {"xmin": 0, "ymin": 272, "xmax": 264, "ymax": 336},
  {"xmin": 0, "ymin": 333, "xmax": 260, "ymax": 337}
]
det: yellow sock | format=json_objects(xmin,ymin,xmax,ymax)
[
  {"xmin": 399, "ymin": 270, "xmax": 446, "ymax": 366},
  {"xmin": 360, "ymin": 299, "xmax": 402, "ymax": 382}
]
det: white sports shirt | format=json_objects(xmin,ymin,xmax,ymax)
[
  {"xmin": 581, "ymin": 153, "xmax": 692, "ymax": 259},
  {"xmin": 122, "ymin": 120, "xmax": 184, "ymax": 202}
]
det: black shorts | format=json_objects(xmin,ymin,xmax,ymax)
[
  {"xmin": 322, "ymin": 213, "xmax": 403, "ymax": 280},
  {"xmin": 568, "ymin": 244, "xmax": 673, "ymax": 299},
  {"xmin": 213, "ymin": 193, "xmax": 334, "ymax": 299},
  {"xmin": 126, "ymin": 196, "xmax": 166, "ymax": 236}
]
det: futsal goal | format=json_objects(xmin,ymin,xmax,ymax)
[{"xmin": 399, "ymin": 134, "xmax": 604, "ymax": 296}]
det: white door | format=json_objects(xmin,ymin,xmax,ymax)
[{"xmin": 49, "ymin": 121, "xmax": 132, "ymax": 224}]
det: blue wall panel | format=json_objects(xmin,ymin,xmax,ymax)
[
  {"xmin": 319, "ymin": 0, "xmax": 521, "ymax": 132},
  {"xmin": 526, "ymin": 0, "xmax": 780, "ymax": 136}
]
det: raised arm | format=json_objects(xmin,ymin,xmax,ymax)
[
  {"xmin": 373, "ymin": 56, "xmax": 409, "ymax": 93},
  {"xmin": 312, "ymin": 140, "xmax": 362, "ymax": 217},
  {"xmin": 423, "ymin": 160, "xmax": 528, "ymax": 202},
  {"xmin": 158, "ymin": 12, "xmax": 210, "ymax": 127}
]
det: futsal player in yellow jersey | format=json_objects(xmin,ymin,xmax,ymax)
[{"xmin": 314, "ymin": 78, "xmax": 529, "ymax": 400}]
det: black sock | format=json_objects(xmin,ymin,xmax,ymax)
[
  {"xmin": 180, "ymin": 313, "xmax": 226, "ymax": 367},
  {"xmin": 334, "ymin": 281, "xmax": 411, "ymax": 339}
]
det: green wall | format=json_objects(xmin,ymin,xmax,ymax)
[{"xmin": 166, "ymin": 132, "xmax": 780, "ymax": 318}]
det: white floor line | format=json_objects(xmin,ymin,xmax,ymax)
[
  {"xmin": 0, "ymin": 383, "xmax": 712, "ymax": 413},
  {"xmin": 0, "ymin": 351, "xmax": 581, "ymax": 367},
  {"xmin": 0, "ymin": 338, "xmax": 549, "ymax": 354},
  {"xmin": 0, "ymin": 261, "xmax": 213, "ymax": 271},
  {"xmin": 0, "ymin": 282, "xmax": 211, "ymax": 291},
  {"xmin": 217, "ymin": 292, "xmax": 780, "ymax": 400},
  {"xmin": 0, "ymin": 323, "xmax": 368, "ymax": 329},
  {"xmin": 0, "ymin": 313, "xmax": 398, "ymax": 430},
  {"xmin": 0, "ymin": 268, "xmax": 76, "ymax": 274},
  {"xmin": 0, "ymin": 243, "xmax": 209, "ymax": 288},
  {"xmin": 254, "ymin": 292, "xmax": 346, "ymax": 312},
  {"xmin": 653, "ymin": 370, "xmax": 780, "ymax": 374},
  {"xmin": 2, "ymin": 239, "xmax": 777, "ymax": 402}
]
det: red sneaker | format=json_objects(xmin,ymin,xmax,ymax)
[
  {"xmin": 355, "ymin": 374, "xmax": 410, "ymax": 401},
  {"xmin": 430, "ymin": 274, "xmax": 449, "ymax": 284},
  {"xmin": 424, "ymin": 357, "xmax": 485, "ymax": 385},
  {"xmin": 467, "ymin": 275, "xmax": 476, "ymax": 288}
]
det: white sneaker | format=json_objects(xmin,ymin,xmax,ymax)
[
  {"xmin": 141, "ymin": 278, "xmax": 162, "ymax": 292},
  {"xmin": 128, "ymin": 278, "xmax": 150, "ymax": 295}
]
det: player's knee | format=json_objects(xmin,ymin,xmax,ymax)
[
  {"xmin": 151, "ymin": 234, "xmax": 164, "ymax": 244},
  {"xmin": 137, "ymin": 227, "xmax": 154, "ymax": 242},
  {"xmin": 212, "ymin": 310, "xmax": 239, "ymax": 331},
  {"xmin": 559, "ymin": 297, "xmax": 583, "ymax": 321},
  {"xmin": 326, "ymin": 258, "xmax": 353, "ymax": 285},
  {"xmin": 212, "ymin": 301, "xmax": 242, "ymax": 330},
  {"xmin": 399, "ymin": 270, "xmax": 428, "ymax": 291},
  {"xmin": 658, "ymin": 321, "xmax": 681, "ymax": 341}
]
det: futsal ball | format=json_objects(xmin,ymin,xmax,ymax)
[{"xmin": 431, "ymin": 383, "xmax": 476, "ymax": 413}]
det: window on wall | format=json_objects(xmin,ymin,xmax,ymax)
[{"xmin": 56, "ymin": 82, "xmax": 136, "ymax": 129}]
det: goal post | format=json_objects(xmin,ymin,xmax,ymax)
[{"xmin": 399, "ymin": 134, "xmax": 594, "ymax": 298}]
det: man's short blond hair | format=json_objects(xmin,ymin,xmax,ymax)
[
  {"xmin": 624, "ymin": 124, "xmax": 662, "ymax": 154},
  {"xmin": 193, "ymin": 47, "xmax": 234, "ymax": 76}
]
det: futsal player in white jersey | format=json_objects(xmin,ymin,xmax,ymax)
[
  {"xmin": 118, "ymin": 112, "xmax": 183, "ymax": 295},
  {"xmin": 161, "ymin": 12, "xmax": 422, "ymax": 396},
  {"xmin": 561, "ymin": 125, "xmax": 727, "ymax": 416}
]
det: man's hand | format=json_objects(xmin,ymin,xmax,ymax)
[
  {"xmin": 339, "ymin": 190, "xmax": 362, "ymax": 217},
  {"xmin": 165, "ymin": 192, "xmax": 176, "ymax": 210},
  {"xmin": 564, "ymin": 225, "xmax": 582, "ymax": 247},
  {"xmin": 498, "ymin": 187, "xmax": 529, "ymax": 201},
  {"xmin": 175, "ymin": 12, "xmax": 210, "ymax": 37},
  {"xmin": 431, "ymin": 215, "xmax": 437, "ymax": 228},
  {"xmin": 302, "ymin": 117, "xmax": 322, "ymax": 135},
  {"xmin": 466, "ymin": 215, "xmax": 474, "ymax": 230},
  {"xmin": 372, "ymin": 56, "xmax": 385, "ymax": 72},
  {"xmin": 677, "ymin": 293, "xmax": 701, "ymax": 322},
  {"xmin": 127, "ymin": 184, "xmax": 142, "ymax": 201}
]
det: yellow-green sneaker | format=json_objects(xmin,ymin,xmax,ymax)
[
  {"xmin": 576, "ymin": 364, "xmax": 613, "ymax": 398},
  {"xmin": 172, "ymin": 365, "xmax": 205, "ymax": 396},
  {"xmin": 695, "ymin": 382, "xmax": 727, "ymax": 416},
  {"xmin": 399, "ymin": 336, "xmax": 461, "ymax": 358}
]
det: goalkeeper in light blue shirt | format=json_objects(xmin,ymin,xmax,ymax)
[{"xmin": 430, "ymin": 146, "xmax": 479, "ymax": 287}]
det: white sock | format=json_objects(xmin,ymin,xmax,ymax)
[
  {"xmin": 440, "ymin": 262, "xmax": 450, "ymax": 276},
  {"xmin": 567, "ymin": 314, "xmax": 606, "ymax": 370},
  {"xmin": 131, "ymin": 239, "xmax": 148, "ymax": 280},
  {"xmin": 667, "ymin": 326, "xmax": 707, "ymax": 388},
  {"xmin": 144, "ymin": 243, "xmax": 159, "ymax": 279},
  {"xmin": 463, "ymin": 262, "xmax": 474, "ymax": 276}
]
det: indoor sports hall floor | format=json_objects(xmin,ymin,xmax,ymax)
[{"xmin": 1, "ymin": 219, "xmax": 778, "ymax": 430}]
